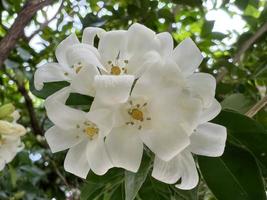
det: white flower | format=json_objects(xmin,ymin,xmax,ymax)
[
  {"xmin": 92, "ymin": 60, "xmax": 203, "ymax": 172},
  {"xmin": 34, "ymin": 33, "xmax": 100, "ymax": 96},
  {"xmin": 44, "ymin": 88, "xmax": 113, "ymax": 178},
  {"xmin": 82, "ymin": 23, "xmax": 162, "ymax": 78},
  {"xmin": 149, "ymin": 37, "xmax": 227, "ymax": 189},
  {"xmin": 151, "ymin": 101, "xmax": 227, "ymax": 189},
  {"xmin": 0, "ymin": 109, "xmax": 26, "ymax": 171}
]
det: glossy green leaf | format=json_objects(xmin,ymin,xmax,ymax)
[
  {"xmin": 213, "ymin": 110, "xmax": 267, "ymax": 169},
  {"xmin": 30, "ymin": 81, "xmax": 70, "ymax": 99},
  {"xmin": 221, "ymin": 93, "xmax": 254, "ymax": 114},
  {"xmin": 125, "ymin": 154, "xmax": 152, "ymax": 200},
  {"xmin": 198, "ymin": 144, "xmax": 266, "ymax": 200},
  {"xmin": 80, "ymin": 169, "xmax": 124, "ymax": 200}
]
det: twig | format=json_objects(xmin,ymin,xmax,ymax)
[
  {"xmin": 49, "ymin": 158, "xmax": 70, "ymax": 188},
  {"xmin": 3, "ymin": 69, "xmax": 43, "ymax": 135},
  {"xmin": 27, "ymin": 0, "xmax": 64, "ymax": 41},
  {"xmin": 216, "ymin": 21, "xmax": 267, "ymax": 83},
  {"xmin": 0, "ymin": 0, "xmax": 53, "ymax": 69},
  {"xmin": 245, "ymin": 95, "xmax": 267, "ymax": 118},
  {"xmin": 233, "ymin": 21, "xmax": 267, "ymax": 64}
]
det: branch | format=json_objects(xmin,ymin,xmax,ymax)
[
  {"xmin": 27, "ymin": 0, "xmax": 64, "ymax": 41},
  {"xmin": 245, "ymin": 95, "xmax": 267, "ymax": 118},
  {"xmin": 216, "ymin": 21, "xmax": 267, "ymax": 83},
  {"xmin": 3, "ymin": 69, "xmax": 43, "ymax": 135},
  {"xmin": 0, "ymin": 0, "xmax": 53, "ymax": 69},
  {"xmin": 233, "ymin": 21, "xmax": 267, "ymax": 64}
]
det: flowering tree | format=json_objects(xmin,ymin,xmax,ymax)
[{"xmin": 0, "ymin": 0, "xmax": 266, "ymax": 200}]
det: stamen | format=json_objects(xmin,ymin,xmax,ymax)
[
  {"xmin": 146, "ymin": 117, "xmax": 151, "ymax": 120},
  {"xmin": 130, "ymin": 108, "xmax": 144, "ymax": 121},
  {"xmin": 75, "ymin": 66, "xmax": 82, "ymax": 74},
  {"xmin": 138, "ymin": 125, "xmax": 142, "ymax": 130},
  {"xmin": 142, "ymin": 103, "xmax": 147, "ymax": 107},
  {"xmin": 124, "ymin": 60, "xmax": 128, "ymax": 64},
  {"xmin": 111, "ymin": 66, "xmax": 121, "ymax": 75},
  {"xmin": 64, "ymin": 72, "xmax": 68, "ymax": 76}
]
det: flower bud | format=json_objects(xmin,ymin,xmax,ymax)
[{"xmin": 0, "ymin": 104, "xmax": 15, "ymax": 119}]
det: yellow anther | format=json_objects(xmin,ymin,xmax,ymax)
[
  {"xmin": 111, "ymin": 66, "xmax": 121, "ymax": 75},
  {"xmin": 75, "ymin": 66, "xmax": 83, "ymax": 74},
  {"xmin": 84, "ymin": 127, "xmax": 99, "ymax": 140},
  {"xmin": 130, "ymin": 108, "xmax": 144, "ymax": 121}
]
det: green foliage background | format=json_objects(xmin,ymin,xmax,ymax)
[{"xmin": 0, "ymin": 0, "xmax": 266, "ymax": 199}]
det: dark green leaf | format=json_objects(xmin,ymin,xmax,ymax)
[
  {"xmin": 213, "ymin": 110, "xmax": 267, "ymax": 169},
  {"xmin": 125, "ymin": 154, "xmax": 152, "ymax": 200},
  {"xmin": 198, "ymin": 144, "xmax": 266, "ymax": 200}
]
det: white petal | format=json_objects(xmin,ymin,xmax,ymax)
[
  {"xmin": 0, "ymin": 161, "xmax": 5, "ymax": 171},
  {"xmin": 64, "ymin": 141, "xmax": 90, "ymax": 178},
  {"xmin": 94, "ymin": 75, "xmax": 134, "ymax": 105},
  {"xmin": 187, "ymin": 72, "xmax": 216, "ymax": 108},
  {"xmin": 132, "ymin": 59, "xmax": 185, "ymax": 98},
  {"xmin": 56, "ymin": 33, "xmax": 80, "ymax": 66},
  {"xmin": 34, "ymin": 63, "xmax": 69, "ymax": 90},
  {"xmin": 86, "ymin": 108, "xmax": 113, "ymax": 137},
  {"xmin": 127, "ymin": 50, "xmax": 161, "ymax": 78},
  {"xmin": 152, "ymin": 156, "xmax": 182, "ymax": 184},
  {"xmin": 0, "ymin": 138, "xmax": 21, "ymax": 164},
  {"xmin": 86, "ymin": 139, "xmax": 113, "ymax": 175},
  {"xmin": 70, "ymin": 65, "xmax": 99, "ymax": 96},
  {"xmin": 189, "ymin": 122, "xmax": 227, "ymax": 157},
  {"xmin": 98, "ymin": 30, "xmax": 128, "ymax": 64},
  {"xmin": 172, "ymin": 38, "xmax": 203, "ymax": 77},
  {"xmin": 64, "ymin": 43, "xmax": 102, "ymax": 69},
  {"xmin": 157, "ymin": 32, "xmax": 173, "ymax": 57},
  {"xmin": 198, "ymin": 98, "xmax": 221, "ymax": 124},
  {"xmin": 127, "ymin": 23, "xmax": 160, "ymax": 54},
  {"xmin": 82, "ymin": 27, "xmax": 105, "ymax": 45},
  {"xmin": 44, "ymin": 87, "xmax": 86, "ymax": 129},
  {"xmin": 175, "ymin": 150, "xmax": 199, "ymax": 190},
  {"xmin": 150, "ymin": 91, "xmax": 202, "ymax": 134},
  {"xmin": 105, "ymin": 126, "xmax": 143, "ymax": 172},
  {"xmin": 140, "ymin": 123, "xmax": 190, "ymax": 161},
  {"xmin": 45, "ymin": 126, "xmax": 85, "ymax": 153}
]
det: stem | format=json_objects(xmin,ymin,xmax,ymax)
[
  {"xmin": 245, "ymin": 95, "xmax": 267, "ymax": 118},
  {"xmin": 0, "ymin": 0, "xmax": 53, "ymax": 69}
]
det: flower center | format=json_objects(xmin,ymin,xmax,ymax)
[
  {"xmin": 130, "ymin": 108, "xmax": 144, "ymax": 121},
  {"xmin": 81, "ymin": 121, "xmax": 99, "ymax": 140},
  {"xmin": 125, "ymin": 100, "xmax": 151, "ymax": 130},
  {"xmin": 110, "ymin": 66, "xmax": 121, "ymax": 75},
  {"xmin": 72, "ymin": 62, "xmax": 83, "ymax": 74}
]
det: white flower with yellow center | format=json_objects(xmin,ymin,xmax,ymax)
[
  {"xmin": 92, "ymin": 60, "xmax": 202, "ymax": 172},
  {"xmin": 44, "ymin": 88, "xmax": 113, "ymax": 178},
  {"xmin": 147, "ymin": 37, "xmax": 227, "ymax": 189},
  {"xmin": 81, "ymin": 23, "xmax": 163, "ymax": 77},
  {"xmin": 0, "ymin": 108, "xmax": 26, "ymax": 171},
  {"xmin": 34, "ymin": 33, "xmax": 100, "ymax": 96}
]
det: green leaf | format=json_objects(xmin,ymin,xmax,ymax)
[
  {"xmin": 125, "ymin": 154, "xmax": 152, "ymax": 200},
  {"xmin": 201, "ymin": 20, "xmax": 215, "ymax": 37},
  {"xmin": 198, "ymin": 144, "xmax": 266, "ymax": 200},
  {"xmin": 30, "ymin": 81, "xmax": 70, "ymax": 99},
  {"xmin": 80, "ymin": 168, "xmax": 124, "ymax": 200},
  {"xmin": 221, "ymin": 93, "xmax": 254, "ymax": 114},
  {"xmin": 66, "ymin": 93, "xmax": 93, "ymax": 106},
  {"xmin": 138, "ymin": 177, "xmax": 172, "ymax": 200},
  {"xmin": 213, "ymin": 110, "xmax": 267, "ymax": 169}
]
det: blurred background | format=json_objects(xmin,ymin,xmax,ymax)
[{"xmin": 0, "ymin": 0, "xmax": 266, "ymax": 199}]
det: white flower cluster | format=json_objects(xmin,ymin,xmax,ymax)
[
  {"xmin": 0, "ymin": 104, "xmax": 26, "ymax": 170},
  {"xmin": 35, "ymin": 23, "xmax": 227, "ymax": 189}
]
